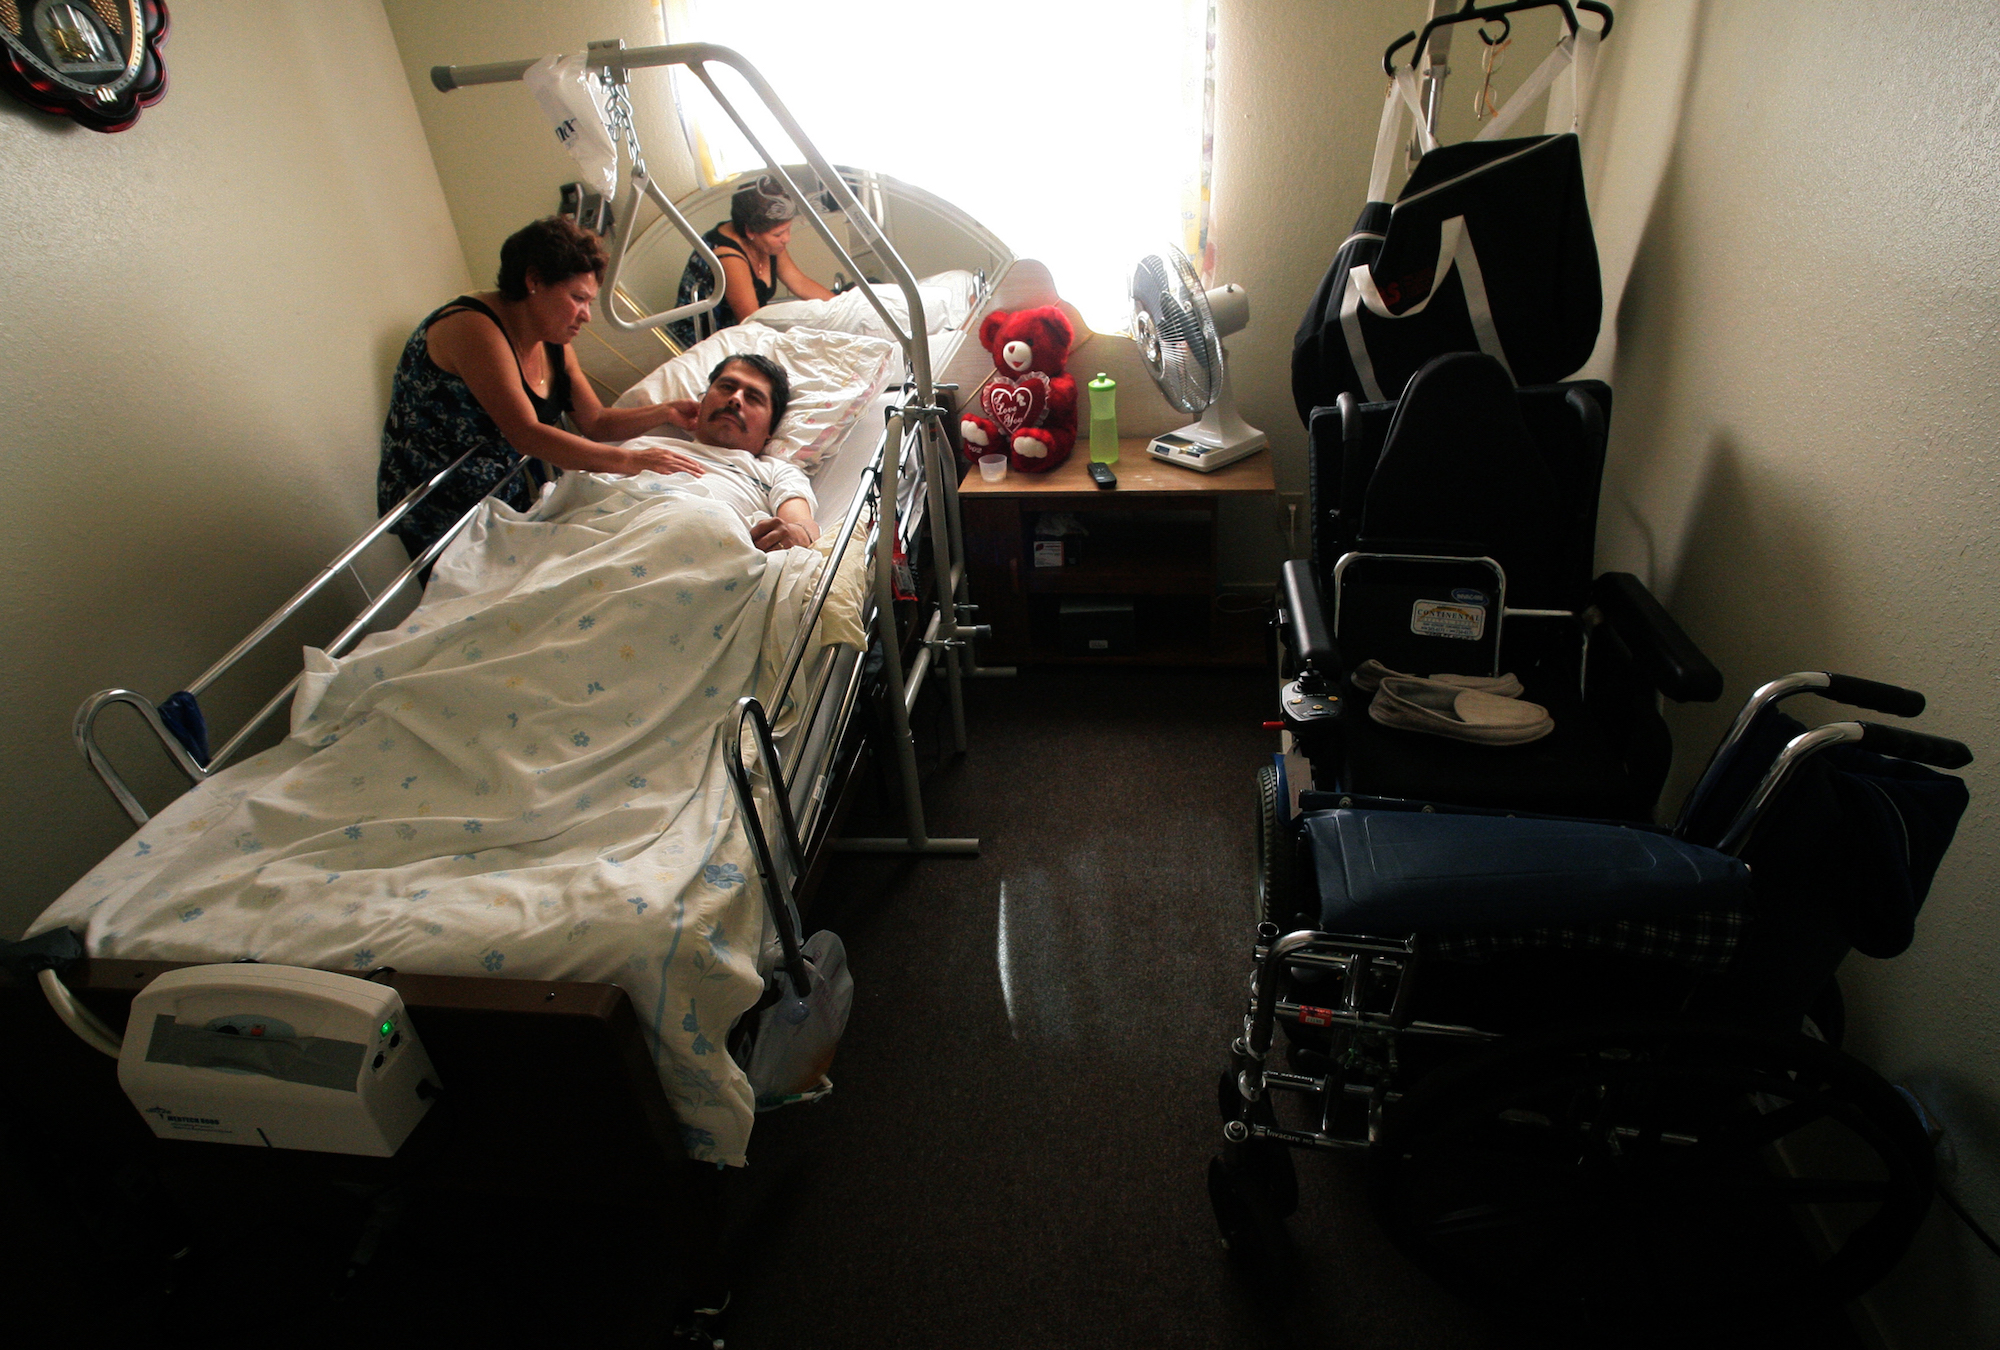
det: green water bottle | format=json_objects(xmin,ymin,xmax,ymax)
[{"xmin": 1088, "ymin": 372, "xmax": 1119, "ymax": 463}]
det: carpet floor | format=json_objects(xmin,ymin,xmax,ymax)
[{"xmin": 0, "ymin": 663, "xmax": 1870, "ymax": 1349}]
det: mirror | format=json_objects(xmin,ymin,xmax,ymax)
[{"xmin": 614, "ymin": 165, "xmax": 1012, "ymax": 321}]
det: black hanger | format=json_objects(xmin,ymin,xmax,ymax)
[{"xmin": 1384, "ymin": 0, "xmax": 1614, "ymax": 77}]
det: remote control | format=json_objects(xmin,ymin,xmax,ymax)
[{"xmin": 1088, "ymin": 462, "xmax": 1117, "ymax": 489}]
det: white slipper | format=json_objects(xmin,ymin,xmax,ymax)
[
  {"xmin": 1368, "ymin": 676, "xmax": 1553, "ymax": 745},
  {"xmin": 1351, "ymin": 659, "xmax": 1524, "ymax": 700}
]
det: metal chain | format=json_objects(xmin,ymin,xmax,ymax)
[{"xmin": 601, "ymin": 73, "xmax": 645, "ymax": 182}]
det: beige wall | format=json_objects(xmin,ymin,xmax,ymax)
[
  {"xmin": 1597, "ymin": 4, "xmax": 2000, "ymax": 1343},
  {"xmin": 0, "ymin": 1, "xmax": 469, "ymax": 937},
  {"xmin": 380, "ymin": 0, "xmax": 697, "ymax": 293},
  {"xmin": 1209, "ymin": 1, "xmax": 1404, "ymax": 575}
]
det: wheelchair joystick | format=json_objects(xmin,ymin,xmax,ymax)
[{"xmin": 1280, "ymin": 677, "xmax": 1339, "ymax": 729}]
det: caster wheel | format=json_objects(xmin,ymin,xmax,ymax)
[
  {"xmin": 1207, "ymin": 1155, "xmax": 1298, "ymax": 1295},
  {"xmin": 670, "ymin": 1295, "xmax": 729, "ymax": 1349},
  {"xmin": 1216, "ymin": 1068, "xmax": 1300, "ymax": 1217}
]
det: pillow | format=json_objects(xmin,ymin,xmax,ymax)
[
  {"xmin": 613, "ymin": 322, "xmax": 898, "ymax": 468},
  {"xmin": 751, "ymin": 270, "xmax": 981, "ymax": 339}
]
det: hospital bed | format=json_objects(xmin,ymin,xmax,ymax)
[{"xmin": 8, "ymin": 42, "xmax": 1052, "ymax": 1327}]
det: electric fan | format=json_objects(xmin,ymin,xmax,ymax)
[{"xmin": 1129, "ymin": 245, "xmax": 1267, "ymax": 472}]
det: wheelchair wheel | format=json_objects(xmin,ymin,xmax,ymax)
[
  {"xmin": 1255, "ymin": 763, "xmax": 1304, "ymax": 929},
  {"xmin": 1207, "ymin": 1155, "xmax": 1299, "ymax": 1295},
  {"xmin": 1371, "ymin": 1021, "xmax": 1934, "ymax": 1319}
]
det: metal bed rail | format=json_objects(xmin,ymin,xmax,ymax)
[{"xmin": 74, "ymin": 455, "xmax": 534, "ymax": 825}]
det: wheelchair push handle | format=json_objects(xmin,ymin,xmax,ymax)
[
  {"xmin": 1716, "ymin": 718, "xmax": 1972, "ymax": 854},
  {"xmin": 1853, "ymin": 721, "xmax": 1973, "ymax": 770},
  {"xmin": 1821, "ymin": 674, "xmax": 1926, "ymax": 719}
]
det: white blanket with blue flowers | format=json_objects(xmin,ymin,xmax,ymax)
[{"xmin": 34, "ymin": 470, "xmax": 868, "ymax": 1166}]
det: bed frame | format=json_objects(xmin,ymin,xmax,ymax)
[{"xmin": 26, "ymin": 46, "xmax": 1009, "ymax": 1272}]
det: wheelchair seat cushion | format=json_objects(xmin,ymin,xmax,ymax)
[{"xmin": 1303, "ymin": 808, "xmax": 1750, "ymax": 937}]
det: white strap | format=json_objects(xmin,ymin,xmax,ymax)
[
  {"xmin": 1475, "ymin": 34, "xmax": 1572, "ymax": 142},
  {"xmin": 1545, "ymin": 23, "xmax": 1599, "ymax": 134},
  {"xmin": 1366, "ymin": 69, "xmax": 1438, "ymax": 205},
  {"xmin": 1338, "ymin": 268, "xmax": 1385, "ymax": 402},
  {"xmin": 1451, "ymin": 224, "xmax": 1514, "ymax": 380},
  {"xmin": 1366, "ymin": 79, "xmax": 1406, "ymax": 204},
  {"xmin": 1338, "ymin": 214, "xmax": 1513, "ymax": 401},
  {"xmin": 1394, "ymin": 68, "xmax": 1438, "ymax": 157}
]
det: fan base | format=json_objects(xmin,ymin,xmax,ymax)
[{"xmin": 1147, "ymin": 428, "xmax": 1268, "ymax": 473}]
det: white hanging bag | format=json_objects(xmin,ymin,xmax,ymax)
[{"xmin": 523, "ymin": 53, "xmax": 620, "ymax": 202}]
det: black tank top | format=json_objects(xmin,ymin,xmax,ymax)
[
  {"xmin": 670, "ymin": 225, "xmax": 779, "ymax": 347},
  {"xmin": 434, "ymin": 295, "xmax": 571, "ymax": 421}
]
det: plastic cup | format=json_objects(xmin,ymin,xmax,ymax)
[{"xmin": 978, "ymin": 454, "xmax": 1007, "ymax": 482}]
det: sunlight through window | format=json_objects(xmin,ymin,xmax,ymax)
[{"xmin": 664, "ymin": 0, "xmax": 1212, "ymax": 332}]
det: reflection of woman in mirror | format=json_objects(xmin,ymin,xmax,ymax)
[
  {"xmin": 377, "ymin": 216, "xmax": 704, "ymax": 560},
  {"xmin": 669, "ymin": 177, "xmax": 834, "ymax": 348}
]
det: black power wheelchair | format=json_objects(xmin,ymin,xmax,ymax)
[{"xmin": 1214, "ymin": 354, "xmax": 1974, "ymax": 1325}]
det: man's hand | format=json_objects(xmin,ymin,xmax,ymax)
[
  {"xmin": 624, "ymin": 443, "xmax": 707, "ymax": 477},
  {"xmin": 750, "ymin": 517, "xmax": 816, "ymax": 552}
]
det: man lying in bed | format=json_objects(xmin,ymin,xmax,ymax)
[{"xmin": 648, "ymin": 352, "xmax": 822, "ymax": 553}]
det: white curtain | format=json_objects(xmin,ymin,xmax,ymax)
[{"xmin": 661, "ymin": 0, "xmax": 1214, "ymax": 333}]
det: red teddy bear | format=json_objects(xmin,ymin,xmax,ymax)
[{"xmin": 960, "ymin": 306, "xmax": 1077, "ymax": 473}]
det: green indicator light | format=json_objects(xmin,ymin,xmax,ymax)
[{"xmin": 381, "ymin": 1020, "xmax": 395, "ymax": 1037}]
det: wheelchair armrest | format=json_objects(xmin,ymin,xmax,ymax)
[
  {"xmin": 1593, "ymin": 572, "xmax": 1722, "ymax": 703},
  {"xmin": 1280, "ymin": 559, "xmax": 1342, "ymax": 679}
]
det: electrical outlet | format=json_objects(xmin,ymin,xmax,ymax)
[{"xmin": 1276, "ymin": 492, "xmax": 1306, "ymax": 555}]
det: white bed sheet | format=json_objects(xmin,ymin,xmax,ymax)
[
  {"xmin": 34, "ymin": 472, "xmax": 869, "ymax": 1167},
  {"xmin": 751, "ymin": 270, "xmax": 981, "ymax": 340}
]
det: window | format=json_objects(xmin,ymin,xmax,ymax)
[{"xmin": 662, "ymin": 0, "xmax": 1214, "ymax": 332}]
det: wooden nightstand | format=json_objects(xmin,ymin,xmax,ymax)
[{"xmin": 958, "ymin": 438, "xmax": 1276, "ymax": 665}]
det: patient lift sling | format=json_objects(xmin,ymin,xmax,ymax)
[{"xmin": 1292, "ymin": 2, "xmax": 1609, "ymax": 418}]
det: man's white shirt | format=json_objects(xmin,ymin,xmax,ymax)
[{"xmin": 620, "ymin": 434, "xmax": 815, "ymax": 530}]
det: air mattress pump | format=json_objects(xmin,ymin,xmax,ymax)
[{"xmin": 118, "ymin": 965, "xmax": 439, "ymax": 1156}]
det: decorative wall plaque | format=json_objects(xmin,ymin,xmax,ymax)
[{"xmin": 0, "ymin": 0, "xmax": 167, "ymax": 133}]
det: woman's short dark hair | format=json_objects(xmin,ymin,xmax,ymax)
[
  {"xmin": 496, "ymin": 216, "xmax": 608, "ymax": 301},
  {"xmin": 729, "ymin": 176, "xmax": 798, "ymax": 237},
  {"xmin": 710, "ymin": 353, "xmax": 792, "ymax": 430}
]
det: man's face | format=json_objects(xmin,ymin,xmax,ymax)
[{"xmin": 695, "ymin": 360, "xmax": 776, "ymax": 453}]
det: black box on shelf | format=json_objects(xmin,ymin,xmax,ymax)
[{"xmin": 1058, "ymin": 597, "xmax": 1135, "ymax": 656}]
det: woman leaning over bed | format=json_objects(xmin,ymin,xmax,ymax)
[{"xmin": 377, "ymin": 216, "xmax": 708, "ymax": 560}]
